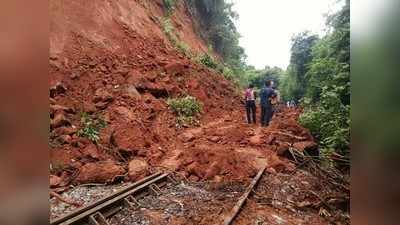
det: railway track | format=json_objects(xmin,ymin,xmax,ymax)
[
  {"xmin": 222, "ymin": 166, "xmax": 266, "ymax": 225},
  {"xmin": 51, "ymin": 167, "xmax": 266, "ymax": 225},
  {"xmin": 50, "ymin": 172, "xmax": 177, "ymax": 225}
]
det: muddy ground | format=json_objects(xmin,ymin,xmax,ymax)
[{"xmin": 50, "ymin": 1, "xmax": 349, "ymax": 224}]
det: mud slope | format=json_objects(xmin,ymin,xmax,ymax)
[{"xmin": 49, "ymin": 0, "xmax": 241, "ymax": 186}]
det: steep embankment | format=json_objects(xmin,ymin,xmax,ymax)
[
  {"xmin": 49, "ymin": 0, "xmax": 242, "ymax": 186},
  {"xmin": 49, "ymin": 0, "xmax": 317, "ymax": 187}
]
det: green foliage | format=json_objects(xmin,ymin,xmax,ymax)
[
  {"xmin": 77, "ymin": 112, "xmax": 107, "ymax": 142},
  {"xmin": 198, "ymin": 53, "xmax": 218, "ymax": 69},
  {"xmin": 167, "ymin": 96, "xmax": 202, "ymax": 127},
  {"xmin": 176, "ymin": 41, "xmax": 193, "ymax": 57},
  {"xmin": 163, "ymin": 0, "xmax": 176, "ymax": 16},
  {"xmin": 188, "ymin": 0, "xmax": 246, "ymax": 70},
  {"xmin": 247, "ymin": 66, "xmax": 284, "ymax": 89},
  {"xmin": 162, "ymin": 18, "xmax": 194, "ymax": 58},
  {"xmin": 281, "ymin": 1, "xmax": 350, "ymax": 159},
  {"xmin": 162, "ymin": 18, "xmax": 177, "ymax": 45}
]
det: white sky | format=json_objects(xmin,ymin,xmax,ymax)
[{"xmin": 232, "ymin": 0, "xmax": 343, "ymax": 70}]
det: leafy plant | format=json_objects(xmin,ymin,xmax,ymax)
[
  {"xmin": 176, "ymin": 41, "xmax": 193, "ymax": 58},
  {"xmin": 77, "ymin": 112, "xmax": 107, "ymax": 142},
  {"xmin": 198, "ymin": 53, "xmax": 218, "ymax": 69},
  {"xmin": 162, "ymin": 18, "xmax": 177, "ymax": 45},
  {"xmin": 279, "ymin": 1, "xmax": 350, "ymax": 162},
  {"xmin": 167, "ymin": 96, "xmax": 202, "ymax": 127},
  {"xmin": 163, "ymin": 0, "xmax": 176, "ymax": 16}
]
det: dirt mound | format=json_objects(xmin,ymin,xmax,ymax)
[
  {"xmin": 49, "ymin": 0, "xmax": 241, "ymax": 186},
  {"xmin": 176, "ymin": 145, "xmax": 257, "ymax": 182}
]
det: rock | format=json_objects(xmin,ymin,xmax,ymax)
[
  {"xmin": 75, "ymin": 161, "xmax": 125, "ymax": 184},
  {"xmin": 164, "ymin": 61, "xmax": 187, "ymax": 75},
  {"xmin": 82, "ymin": 143, "xmax": 101, "ymax": 159},
  {"xmin": 50, "ymin": 104, "xmax": 75, "ymax": 116},
  {"xmin": 57, "ymin": 135, "xmax": 72, "ymax": 144},
  {"xmin": 204, "ymin": 162, "xmax": 220, "ymax": 179},
  {"xmin": 70, "ymin": 73, "xmax": 79, "ymax": 79},
  {"xmin": 50, "ymin": 82, "xmax": 67, "ymax": 98},
  {"xmin": 83, "ymin": 102, "xmax": 96, "ymax": 114},
  {"xmin": 128, "ymin": 159, "xmax": 149, "ymax": 181},
  {"xmin": 208, "ymin": 136, "xmax": 221, "ymax": 143},
  {"xmin": 115, "ymin": 106, "xmax": 135, "ymax": 121},
  {"xmin": 213, "ymin": 175, "xmax": 223, "ymax": 183},
  {"xmin": 124, "ymin": 85, "xmax": 141, "ymax": 99},
  {"xmin": 276, "ymin": 142, "xmax": 290, "ymax": 156},
  {"xmin": 188, "ymin": 175, "xmax": 200, "ymax": 182},
  {"xmin": 93, "ymin": 88, "xmax": 113, "ymax": 103},
  {"xmin": 50, "ymin": 175, "xmax": 62, "ymax": 187},
  {"xmin": 249, "ymin": 136, "xmax": 262, "ymax": 145},
  {"xmin": 54, "ymin": 126, "xmax": 77, "ymax": 136},
  {"xmin": 179, "ymin": 132, "xmax": 195, "ymax": 143},
  {"xmin": 266, "ymin": 167, "xmax": 277, "ymax": 175},
  {"xmin": 51, "ymin": 112, "xmax": 70, "ymax": 129},
  {"xmin": 95, "ymin": 101, "xmax": 111, "ymax": 110},
  {"xmin": 137, "ymin": 149, "xmax": 148, "ymax": 157}
]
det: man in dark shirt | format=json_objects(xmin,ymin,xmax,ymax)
[{"xmin": 259, "ymin": 80, "xmax": 277, "ymax": 127}]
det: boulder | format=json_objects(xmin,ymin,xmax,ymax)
[
  {"xmin": 57, "ymin": 135, "xmax": 72, "ymax": 144},
  {"xmin": 124, "ymin": 85, "xmax": 141, "ymax": 99},
  {"xmin": 208, "ymin": 136, "xmax": 221, "ymax": 143},
  {"xmin": 114, "ymin": 106, "xmax": 135, "ymax": 121},
  {"xmin": 128, "ymin": 159, "xmax": 149, "ymax": 181},
  {"xmin": 51, "ymin": 112, "xmax": 70, "ymax": 129},
  {"xmin": 179, "ymin": 132, "xmax": 195, "ymax": 143},
  {"xmin": 83, "ymin": 102, "xmax": 97, "ymax": 114},
  {"xmin": 75, "ymin": 161, "xmax": 125, "ymax": 184},
  {"xmin": 82, "ymin": 143, "xmax": 101, "ymax": 159},
  {"xmin": 54, "ymin": 126, "xmax": 77, "ymax": 136},
  {"xmin": 50, "ymin": 175, "xmax": 62, "ymax": 187},
  {"xmin": 93, "ymin": 88, "xmax": 113, "ymax": 103},
  {"xmin": 50, "ymin": 82, "xmax": 67, "ymax": 98}
]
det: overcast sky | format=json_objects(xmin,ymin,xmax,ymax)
[{"xmin": 232, "ymin": 0, "xmax": 343, "ymax": 70}]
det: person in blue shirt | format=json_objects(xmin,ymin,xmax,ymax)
[{"xmin": 259, "ymin": 80, "xmax": 277, "ymax": 127}]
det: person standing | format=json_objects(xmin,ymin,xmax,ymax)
[
  {"xmin": 244, "ymin": 84, "xmax": 257, "ymax": 124},
  {"xmin": 259, "ymin": 80, "xmax": 277, "ymax": 127}
]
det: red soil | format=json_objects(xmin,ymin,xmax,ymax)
[{"xmin": 49, "ymin": 0, "xmax": 316, "ymax": 186}]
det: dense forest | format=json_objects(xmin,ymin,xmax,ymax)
[{"xmin": 282, "ymin": 0, "xmax": 350, "ymax": 162}]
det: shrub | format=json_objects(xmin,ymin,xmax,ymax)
[
  {"xmin": 176, "ymin": 41, "xmax": 193, "ymax": 58},
  {"xmin": 77, "ymin": 112, "xmax": 107, "ymax": 142},
  {"xmin": 198, "ymin": 53, "xmax": 218, "ymax": 69},
  {"xmin": 162, "ymin": 18, "xmax": 177, "ymax": 45},
  {"xmin": 167, "ymin": 96, "xmax": 202, "ymax": 127},
  {"xmin": 163, "ymin": 0, "xmax": 176, "ymax": 16}
]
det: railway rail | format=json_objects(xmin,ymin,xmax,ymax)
[
  {"xmin": 50, "ymin": 172, "xmax": 177, "ymax": 225},
  {"xmin": 51, "ymin": 167, "xmax": 266, "ymax": 225}
]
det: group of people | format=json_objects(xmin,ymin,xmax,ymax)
[
  {"xmin": 244, "ymin": 80, "xmax": 277, "ymax": 127},
  {"xmin": 286, "ymin": 100, "xmax": 296, "ymax": 107}
]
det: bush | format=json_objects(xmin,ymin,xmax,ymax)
[
  {"xmin": 198, "ymin": 53, "xmax": 218, "ymax": 69},
  {"xmin": 163, "ymin": 0, "xmax": 176, "ymax": 16},
  {"xmin": 162, "ymin": 18, "xmax": 177, "ymax": 45},
  {"xmin": 299, "ymin": 90, "xmax": 350, "ymax": 157},
  {"xmin": 176, "ymin": 41, "xmax": 193, "ymax": 58},
  {"xmin": 167, "ymin": 96, "xmax": 202, "ymax": 127},
  {"xmin": 77, "ymin": 112, "xmax": 107, "ymax": 142}
]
